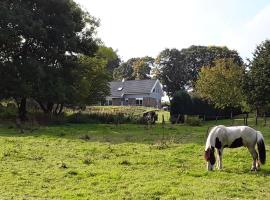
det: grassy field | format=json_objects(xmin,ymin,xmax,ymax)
[{"xmin": 0, "ymin": 119, "xmax": 270, "ymax": 199}]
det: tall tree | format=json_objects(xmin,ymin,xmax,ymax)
[
  {"xmin": 96, "ymin": 45, "xmax": 121, "ymax": 75},
  {"xmin": 154, "ymin": 48, "xmax": 191, "ymax": 97},
  {"xmin": 0, "ymin": 0, "xmax": 99, "ymax": 119},
  {"xmin": 242, "ymin": 40, "xmax": 270, "ymax": 120},
  {"xmin": 182, "ymin": 45, "xmax": 243, "ymax": 84},
  {"xmin": 154, "ymin": 46, "xmax": 243, "ymax": 97},
  {"xmin": 195, "ymin": 59, "xmax": 245, "ymax": 111}
]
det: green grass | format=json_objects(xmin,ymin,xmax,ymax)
[{"xmin": 0, "ymin": 121, "xmax": 270, "ymax": 199}]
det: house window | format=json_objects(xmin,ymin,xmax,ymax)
[
  {"xmin": 125, "ymin": 98, "xmax": 129, "ymax": 104},
  {"xmin": 136, "ymin": 98, "xmax": 143, "ymax": 106},
  {"xmin": 153, "ymin": 88, "xmax": 156, "ymax": 93}
]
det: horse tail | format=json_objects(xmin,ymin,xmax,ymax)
[{"xmin": 257, "ymin": 131, "xmax": 266, "ymax": 165}]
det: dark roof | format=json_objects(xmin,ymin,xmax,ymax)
[{"xmin": 108, "ymin": 79, "xmax": 158, "ymax": 97}]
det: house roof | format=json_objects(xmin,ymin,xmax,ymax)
[{"xmin": 108, "ymin": 79, "xmax": 159, "ymax": 98}]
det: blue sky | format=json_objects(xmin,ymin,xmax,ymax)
[{"xmin": 75, "ymin": 0, "xmax": 270, "ymax": 62}]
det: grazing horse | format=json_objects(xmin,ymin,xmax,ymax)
[{"xmin": 204, "ymin": 125, "xmax": 266, "ymax": 171}]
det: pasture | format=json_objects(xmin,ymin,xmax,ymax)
[{"xmin": 0, "ymin": 120, "xmax": 270, "ymax": 199}]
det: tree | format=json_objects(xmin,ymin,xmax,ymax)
[
  {"xmin": 170, "ymin": 90, "xmax": 192, "ymax": 123},
  {"xmin": 132, "ymin": 56, "xmax": 154, "ymax": 80},
  {"xmin": 181, "ymin": 45, "xmax": 243, "ymax": 84},
  {"xmin": 0, "ymin": 0, "xmax": 99, "ymax": 119},
  {"xmin": 242, "ymin": 40, "xmax": 270, "ymax": 124},
  {"xmin": 154, "ymin": 46, "xmax": 243, "ymax": 97},
  {"xmin": 113, "ymin": 58, "xmax": 136, "ymax": 80},
  {"xmin": 96, "ymin": 45, "xmax": 121, "ymax": 75},
  {"xmin": 113, "ymin": 57, "xmax": 154, "ymax": 80},
  {"xmin": 76, "ymin": 55, "xmax": 110, "ymax": 106},
  {"xmin": 154, "ymin": 48, "xmax": 191, "ymax": 97},
  {"xmin": 195, "ymin": 59, "xmax": 245, "ymax": 113}
]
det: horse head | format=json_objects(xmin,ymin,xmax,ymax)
[{"xmin": 204, "ymin": 147, "xmax": 215, "ymax": 171}]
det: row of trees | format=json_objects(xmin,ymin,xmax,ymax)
[
  {"xmin": 1, "ymin": 0, "xmax": 269, "ymax": 122},
  {"xmin": 115, "ymin": 41, "xmax": 270, "ymax": 120},
  {"xmin": 194, "ymin": 40, "xmax": 270, "ymax": 122}
]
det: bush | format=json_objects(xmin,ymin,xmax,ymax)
[
  {"xmin": 0, "ymin": 105, "xmax": 17, "ymax": 120},
  {"xmin": 67, "ymin": 112, "xmax": 143, "ymax": 124},
  {"xmin": 184, "ymin": 115, "xmax": 201, "ymax": 126}
]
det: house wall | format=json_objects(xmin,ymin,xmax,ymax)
[
  {"xmin": 112, "ymin": 98, "xmax": 121, "ymax": 106},
  {"xmin": 149, "ymin": 81, "xmax": 163, "ymax": 100}
]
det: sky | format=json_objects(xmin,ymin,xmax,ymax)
[{"xmin": 75, "ymin": 0, "xmax": 270, "ymax": 62}]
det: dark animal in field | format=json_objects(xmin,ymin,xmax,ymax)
[
  {"xmin": 143, "ymin": 111, "xmax": 158, "ymax": 125},
  {"xmin": 204, "ymin": 125, "xmax": 266, "ymax": 171}
]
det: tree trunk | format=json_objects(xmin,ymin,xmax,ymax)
[
  {"xmin": 37, "ymin": 100, "xmax": 54, "ymax": 114},
  {"xmin": 57, "ymin": 104, "xmax": 64, "ymax": 115},
  {"xmin": 46, "ymin": 102, "xmax": 54, "ymax": 114},
  {"xmin": 53, "ymin": 104, "xmax": 59, "ymax": 115},
  {"xmin": 18, "ymin": 98, "xmax": 27, "ymax": 121},
  {"xmin": 246, "ymin": 113, "xmax": 248, "ymax": 126}
]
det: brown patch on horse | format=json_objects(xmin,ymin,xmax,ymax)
[
  {"xmin": 204, "ymin": 147, "xmax": 216, "ymax": 165},
  {"xmin": 204, "ymin": 148, "xmax": 211, "ymax": 161}
]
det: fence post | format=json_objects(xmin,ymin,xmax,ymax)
[
  {"xmin": 162, "ymin": 114, "xmax": 165, "ymax": 141},
  {"xmin": 231, "ymin": 110, "xmax": 233, "ymax": 125}
]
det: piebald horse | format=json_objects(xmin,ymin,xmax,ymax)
[{"xmin": 204, "ymin": 125, "xmax": 266, "ymax": 171}]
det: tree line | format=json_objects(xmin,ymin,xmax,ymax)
[{"xmin": 1, "ymin": 0, "xmax": 270, "ymax": 123}]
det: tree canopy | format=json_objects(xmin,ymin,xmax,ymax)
[
  {"xmin": 0, "ymin": 0, "xmax": 104, "ymax": 119},
  {"xmin": 113, "ymin": 57, "xmax": 154, "ymax": 80},
  {"xmin": 96, "ymin": 45, "xmax": 121, "ymax": 76},
  {"xmin": 195, "ymin": 59, "xmax": 245, "ymax": 110},
  {"xmin": 154, "ymin": 46, "xmax": 243, "ymax": 97},
  {"xmin": 242, "ymin": 40, "xmax": 270, "ymax": 112},
  {"xmin": 154, "ymin": 48, "xmax": 191, "ymax": 97}
]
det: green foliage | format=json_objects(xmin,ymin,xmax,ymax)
[
  {"xmin": 243, "ymin": 40, "xmax": 270, "ymax": 111},
  {"xmin": 0, "ymin": 0, "xmax": 101, "ymax": 119},
  {"xmin": 113, "ymin": 57, "xmax": 154, "ymax": 80},
  {"xmin": 170, "ymin": 90, "xmax": 192, "ymax": 117},
  {"xmin": 184, "ymin": 115, "xmax": 202, "ymax": 126},
  {"xmin": 154, "ymin": 46, "xmax": 243, "ymax": 97},
  {"xmin": 155, "ymin": 49, "xmax": 190, "ymax": 97},
  {"xmin": 195, "ymin": 59, "xmax": 245, "ymax": 110},
  {"xmin": 67, "ymin": 106, "xmax": 158, "ymax": 124},
  {"xmin": 96, "ymin": 45, "xmax": 121, "ymax": 75},
  {"xmin": 181, "ymin": 45, "xmax": 243, "ymax": 84},
  {"xmin": 76, "ymin": 55, "xmax": 110, "ymax": 106}
]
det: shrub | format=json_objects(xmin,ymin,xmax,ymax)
[{"xmin": 184, "ymin": 115, "xmax": 201, "ymax": 126}]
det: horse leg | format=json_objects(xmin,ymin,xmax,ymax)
[
  {"xmin": 217, "ymin": 148, "xmax": 223, "ymax": 170},
  {"xmin": 248, "ymin": 146, "xmax": 258, "ymax": 171}
]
